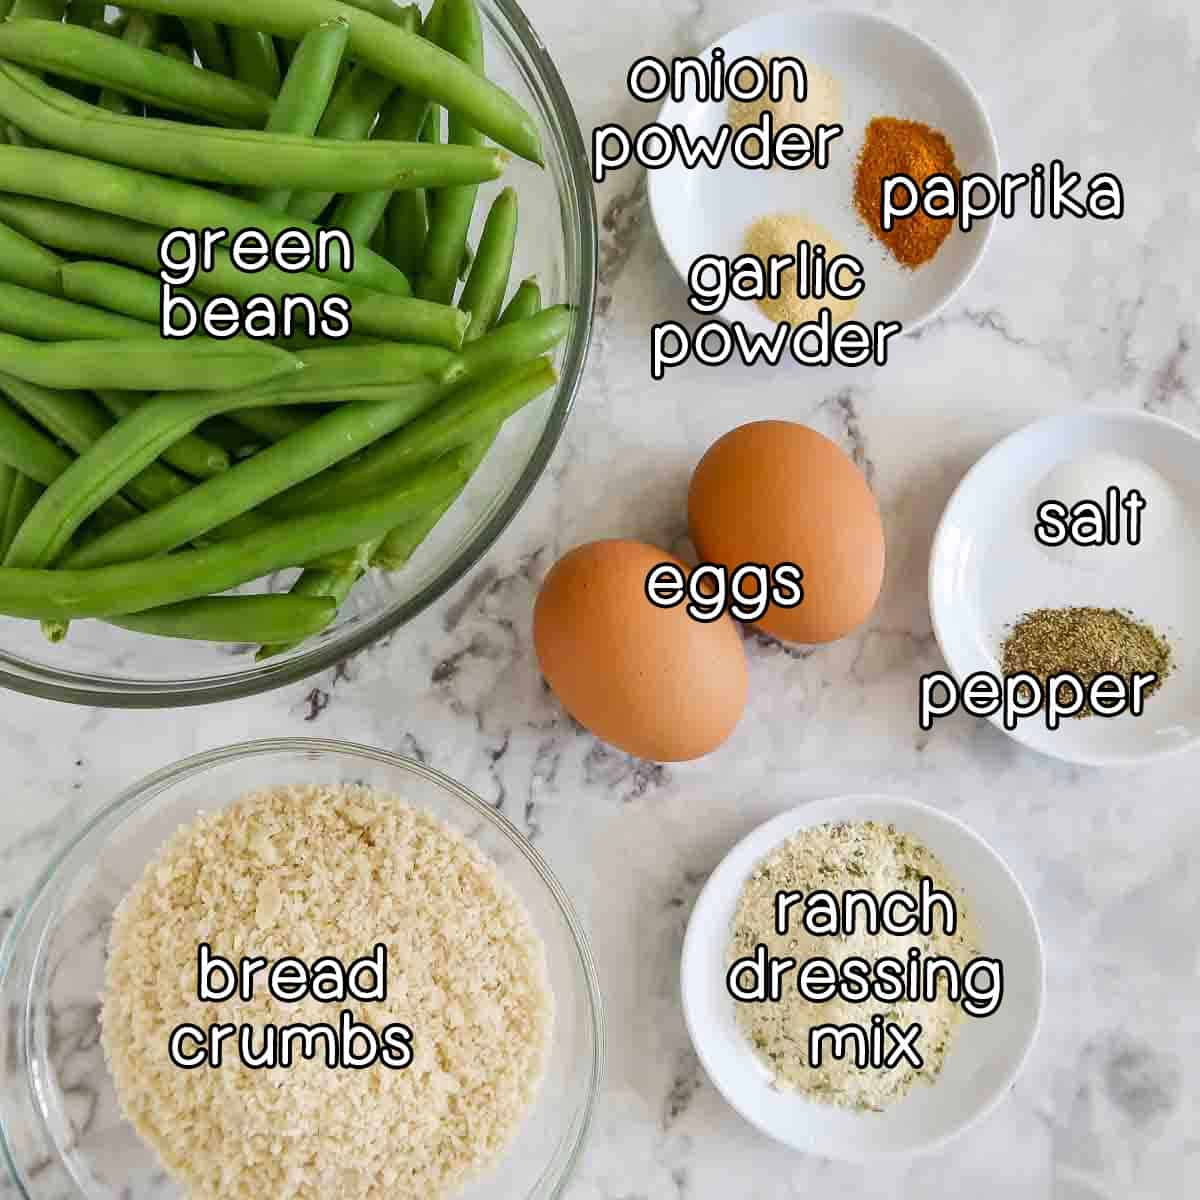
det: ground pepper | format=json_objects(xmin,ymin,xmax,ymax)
[
  {"xmin": 1000, "ymin": 606, "xmax": 1173, "ymax": 719},
  {"xmin": 854, "ymin": 117, "xmax": 960, "ymax": 268}
]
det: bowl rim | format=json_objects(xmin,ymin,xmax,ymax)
[
  {"xmin": 646, "ymin": 7, "xmax": 1001, "ymax": 340},
  {"xmin": 928, "ymin": 407, "xmax": 1200, "ymax": 767},
  {"xmin": 679, "ymin": 793, "xmax": 1046, "ymax": 1161},
  {"xmin": 0, "ymin": 736, "xmax": 606, "ymax": 1200},
  {"xmin": 0, "ymin": 0, "xmax": 599, "ymax": 709}
]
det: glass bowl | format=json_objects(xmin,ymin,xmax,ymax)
[
  {"xmin": 0, "ymin": 0, "xmax": 597, "ymax": 707},
  {"xmin": 0, "ymin": 739, "xmax": 604, "ymax": 1199}
]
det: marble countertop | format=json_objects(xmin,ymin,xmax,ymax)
[{"xmin": 2, "ymin": 1, "xmax": 1198, "ymax": 1197}]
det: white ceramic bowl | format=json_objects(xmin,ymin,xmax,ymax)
[
  {"xmin": 930, "ymin": 409, "xmax": 1200, "ymax": 767},
  {"xmin": 680, "ymin": 795, "xmax": 1044, "ymax": 1160},
  {"xmin": 648, "ymin": 9, "xmax": 998, "ymax": 338}
]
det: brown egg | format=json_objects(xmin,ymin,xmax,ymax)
[
  {"xmin": 533, "ymin": 540, "xmax": 748, "ymax": 762},
  {"xmin": 688, "ymin": 421, "xmax": 885, "ymax": 644}
]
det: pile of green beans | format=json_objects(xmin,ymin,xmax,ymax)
[{"xmin": 0, "ymin": 0, "xmax": 573, "ymax": 656}]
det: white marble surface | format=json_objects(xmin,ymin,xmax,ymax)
[{"xmin": 3, "ymin": 0, "xmax": 1199, "ymax": 1196}]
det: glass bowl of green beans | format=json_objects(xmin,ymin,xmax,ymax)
[{"xmin": 0, "ymin": 0, "xmax": 596, "ymax": 707}]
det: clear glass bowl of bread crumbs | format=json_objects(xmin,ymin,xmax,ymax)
[
  {"xmin": 0, "ymin": 0, "xmax": 596, "ymax": 709},
  {"xmin": 0, "ymin": 739, "xmax": 603, "ymax": 1200}
]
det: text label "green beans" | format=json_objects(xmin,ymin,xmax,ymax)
[{"xmin": 156, "ymin": 225, "xmax": 358, "ymax": 341}]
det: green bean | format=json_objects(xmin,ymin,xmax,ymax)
[
  {"xmin": 255, "ymin": 542, "xmax": 377, "ymax": 659},
  {"xmin": 420, "ymin": 104, "xmax": 442, "ymax": 222},
  {"xmin": 118, "ymin": 0, "xmax": 543, "ymax": 164},
  {"xmin": 0, "ymin": 393, "xmax": 78, "ymax": 485},
  {"xmin": 0, "ymin": 373, "xmax": 195, "ymax": 515},
  {"xmin": 226, "ymin": 406, "xmax": 315, "ymax": 444},
  {"xmin": 288, "ymin": 62, "xmax": 399, "ymax": 222},
  {"xmin": 227, "ymin": 27, "xmax": 280, "ymax": 96},
  {"xmin": 0, "ymin": 146, "xmax": 411, "ymax": 297},
  {"xmin": 268, "ymin": 357, "xmax": 556, "ymax": 517},
  {"xmin": 39, "ymin": 616, "xmax": 68, "ymax": 644},
  {"xmin": 370, "ymin": 500, "xmax": 451, "ymax": 570},
  {"xmin": 0, "ymin": 393, "xmax": 140, "ymax": 534},
  {"xmin": 455, "ymin": 305, "xmax": 570, "ymax": 380},
  {"xmin": 295, "ymin": 339, "xmax": 463, "ymax": 384},
  {"xmin": 0, "ymin": 215, "xmax": 62, "ymax": 295},
  {"xmin": 180, "ymin": 18, "xmax": 230, "ymax": 74},
  {"xmin": 418, "ymin": 0, "xmax": 484, "ymax": 304},
  {"xmin": 200, "ymin": 416, "xmax": 262, "ymax": 459},
  {"xmin": 60, "ymin": 259, "xmax": 270, "ymax": 339},
  {"xmin": 459, "ymin": 187, "xmax": 517, "ymax": 340},
  {"xmin": 110, "ymin": 594, "xmax": 337, "ymax": 643},
  {"xmin": 158, "ymin": 42, "xmax": 191, "ymax": 67},
  {"xmin": 384, "ymin": 183, "xmax": 428, "ymax": 279},
  {"xmin": 66, "ymin": 0, "xmax": 107, "ymax": 24},
  {"xmin": 330, "ymin": 86, "xmax": 429, "ymax": 247},
  {"xmin": 0, "ymin": 465, "xmax": 17, "ymax": 559},
  {"xmin": 7, "ymin": 0, "xmax": 67, "ymax": 19},
  {"xmin": 422, "ymin": 0, "xmax": 449, "ymax": 44},
  {"xmin": 2, "ymin": 474, "xmax": 42, "ymax": 560},
  {"xmin": 0, "ymin": 333, "xmax": 301, "ymax": 392},
  {"xmin": 250, "ymin": 19, "xmax": 349, "ymax": 212},
  {"xmin": 4, "ymin": 372, "xmax": 366, "ymax": 568},
  {"xmin": 5, "ymin": 0, "xmax": 72, "ymax": 107},
  {"xmin": 2, "ymin": 376, "xmax": 130, "ymax": 464},
  {"xmin": 0, "ymin": 279, "xmax": 154, "ymax": 341},
  {"xmin": 58, "ymin": 260, "xmax": 166, "ymax": 325},
  {"xmin": 0, "ymin": 66, "xmax": 506, "ymax": 193},
  {"xmin": 45, "ymin": 229, "xmax": 467, "ymax": 348},
  {"xmin": 0, "ymin": 455, "xmax": 472, "ymax": 619},
  {"xmin": 497, "ymin": 276, "xmax": 541, "ymax": 327},
  {"xmin": 95, "ymin": 389, "xmax": 230, "ymax": 479},
  {"xmin": 152, "ymin": 247, "xmax": 458, "ymax": 345},
  {"xmin": 371, "ymin": 239, "xmax": 536, "ymax": 573},
  {"xmin": 0, "ymin": 19, "xmax": 274, "ymax": 125},
  {"xmin": 346, "ymin": 0, "xmax": 423, "ymax": 21},
  {"xmin": 59, "ymin": 0, "xmax": 106, "ymax": 99},
  {"xmin": 97, "ymin": 9, "xmax": 158, "ymax": 115},
  {"xmin": 66, "ymin": 384, "xmax": 447, "ymax": 568},
  {"xmin": 371, "ymin": 431, "xmax": 493, "ymax": 570},
  {"xmin": 299, "ymin": 302, "xmax": 558, "ymax": 573},
  {"xmin": 58, "ymin": 256, "xmax": 464, "ymax": 358}
]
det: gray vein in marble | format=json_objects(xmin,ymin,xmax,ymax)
[
  {"xmin": 822, "ymin": 386, "xmax": 876, "ymax": 486},
  {"xmin": 745, "ymin": 629, "xmax": 819, "ymax": 661},
  {"xmin": 1101, "ymin": 1036, "xmax": 1181, "ymax": 1128},
  {"xmin": 302, "ymin": 685, "xmax": 331, "ymax": 722},
  {"xmin": 1144, "ymin": 326, "xmax": 1194, "ymax": 414},
  {"xmin": 598, "ymin": 173, "xmax": 650, "ymax": 318},
  {"xmin": 662, "ymin": 1049, "xmax": 704, "ymax": 1131},
  {"xmin": 912, "ymin": 305, "xmax": 1072, "ymax": 373},
  {"xmin": 394, "ymin": 731, "xmax": 430, "ymax": 763},
  {"xmin": 443, "ymin": 566, "xmax": 501, "ymax": 633},
  {"xmin": 582, "ymin": 741, "xmax": 670, "ymax": 803}
]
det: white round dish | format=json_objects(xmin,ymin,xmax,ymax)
[
  {"xmin": 647, "ymin": 9, "xmax": 999, "ymax": 338},
  {"xmin": 930, "ymin": 409, "xmax": 1200, "ymax": 767},
  {"xmin": 680, "ymin": 795, "xmax": 1044, "ymax": 1161}
]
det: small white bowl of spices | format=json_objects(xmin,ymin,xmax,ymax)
[
  {"xmin": 647, "ymin": 9, "xmax": 999, "ymax": 346},
  {"xmin": 930, "ymin": 409, "xmax": 1200, "ymax": 766},
  {"xmin": 680, "ymin": 795, "xmax": 1044, "ymax": 1160}
]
